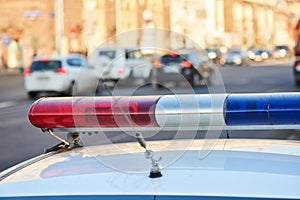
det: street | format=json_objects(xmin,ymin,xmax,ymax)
[{"xmin": 1, "ymin": 60, "xmax": 300, "ymax": 172}]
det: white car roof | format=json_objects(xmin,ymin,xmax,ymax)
[
  {"xmin": 32, "ymin": 54, "xmax": 85, "ymax": 62},
  {"xmin": 1, "ymin": 139, "xmax": 300, "ymax": 198},
  {"xmin": 93, "ymin": 46, "xmax": 140, "ymax": 50}
]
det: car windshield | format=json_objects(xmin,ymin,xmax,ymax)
[
  {"xmin": 99, "ymin": 50, "xmax": 116, "ymax": 60},
  {"xmin": 30, "ymin": 60, "xmax": 61, "ymax": 71},
  {"xmin": 66, "ymin": 58, "xmax": 83, "ymax": 67},
  {"xmin": 125, "ymin": 49, "xmax": 144, "ymax": 59}
]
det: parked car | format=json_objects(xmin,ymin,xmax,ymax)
[
  {"xmin": 220, "ymin": 48, "xmax": 248, "ymax": 66},
  {"xmin": 24, "ymin": 54, "xmax": 98, "ymax": 98},
  {"xmin": 1, "ymin": 93, "xmax": 300, "ymax": 199},
  {"xmin": 152, "ymin": 49, "xmax": 214, "ymax": 88},
  {"xmin": 88, "ymin": 46, "xmax": 153, "ymax": 85}
]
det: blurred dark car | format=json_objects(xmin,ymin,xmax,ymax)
[
  {"xmin": 220, "ymin": 48, "xmax": 248, "ymax": 66},
  {"xmin": 273, "ymin": 45, "xmax": 292, "ymax": 59},
  {"xmin": 293, "ymin": 59, "xmax": 300, "ymax": 87},
  {"xmin": 178, "ymin": 49, "xmax": 215, "ymax": 84},
  {"xmin": 151, "ymin": 50, "xmax": 214, "ymax": 88}
]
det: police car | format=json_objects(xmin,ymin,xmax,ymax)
[{"xmin": 0, "ymin": 93, "xmax": 300, "ymax": 199}]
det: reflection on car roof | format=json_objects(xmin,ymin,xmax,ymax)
[{"xmin": 1, "ymin": 139, "xmax": 300, "ymax": 198}]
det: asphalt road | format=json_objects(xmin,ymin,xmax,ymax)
[{"xmin": 1, "ymin": 60, "xmax": 300, "ymax": 172}]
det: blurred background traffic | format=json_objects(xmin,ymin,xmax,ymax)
[
  {"xmin": 0, "ymin": 0, "xmax": 299, "ymax": 73},
  {"xmin": 1, "ymin": 0, "xmax": 300, "ymax": 173}
]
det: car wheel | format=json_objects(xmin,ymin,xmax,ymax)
[
  {"xmin": 66, "ymin": 81, "xmax": 77, "ymax": 96},
  {"xmin": 151, "ymin": 78, "xmax": 163, "ymax": 89},
  {"xmin": 96, "ymin": 79, "xmax": 104, "ymax": 93},
  {"xmin": 150, "ymin": 70, "xmax": 162, "ymax": 89},
  {"xmin": 152, "ymin": 82, "xmax": 164, "ymax": 89},
  {"xmin": 27, "ymin": 92, "xmax": 38, "ymax": 99},
  {"xmin": 190, "ymin": 72, "xmax": 203, "ymax": 88}
]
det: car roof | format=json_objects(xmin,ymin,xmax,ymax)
[
  {"xmin": 93, "ymin": 46, "xmax": 141, "ymax": 51},
  {"xmin": 1, "ymin": 139, "xmax": 300, "ymax": 198},
  {"xmin": 32, "ymin": 53, "xmax": 85, "ymax": 62}
]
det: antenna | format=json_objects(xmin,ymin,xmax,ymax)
[
  {"xmin": 135, "ymin": 133, "xmax": 162, "ymax": 178},
  {"xmin": 104, "ymin": 84, "xmax": 163, "ymax": 178},
  {"xmin": 136, "ymin": 132, "xmax": 147, "ymax": 149}
]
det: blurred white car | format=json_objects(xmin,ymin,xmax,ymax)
[
  {"xmin": 220, "ymin": 49, "xmax": 248, "ymax": 66},
  {"xmin": 88, "ymin": 46, "xmax": 153, "ymax": 85},
  {"xmin": 24, "ymin": 54, "xmax": 98, "ymax": 98},
  {"xmin": 1, "ymin": 93, "xmax": 300, "ymax": 199}
]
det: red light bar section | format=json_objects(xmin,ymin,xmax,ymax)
[{"xmin": 28, "ymin": 96, "xmax": 160, "ymax": 128}]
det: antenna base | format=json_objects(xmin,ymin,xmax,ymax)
[{"xmin": 149, "ymin": 171, "xmax": 163, "ymax": 178}]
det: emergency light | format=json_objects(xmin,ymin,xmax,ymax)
[{"xmin": 28, "ymin": 93, "xmax": 300, "ymax": 132}]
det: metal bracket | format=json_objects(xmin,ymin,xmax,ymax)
[
  {"xmin": 42, "ymin": 129, "xmax": 82, "ymax": 153},
  {"xmin": 46, "ymin": 129, "xmax": 70, "ymax": 146}
]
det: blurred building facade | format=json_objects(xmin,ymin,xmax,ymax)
[
  {"xmin": 0, "ymin": 0, "xmax": 83, "ymax": 69},
  {"xmin": 0, "ymin": 0, "xmax": 299, "ymax": 69}
]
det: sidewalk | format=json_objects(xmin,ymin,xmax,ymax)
[{"xmin": 0, "ymin": 69, "xmax": 23, "ymax": 77}]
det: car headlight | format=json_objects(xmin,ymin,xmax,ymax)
[
  {"xmin": 279, "ymin": 49, "xmax": 287, "ymax": 57},
  {"xmin": 262, "ymin": 52, "xmax": 269, "ymax": 59},
  {"xmin": 234, "ymin": 58, "xmax": 242, "ymax": 65},
  {"xmin": 208, "ymin": 52, "xmax": 217, "ymax": 59},
  {"xmin": 248, "ymin": 52, "xmax": 255, "ymax": 60}
]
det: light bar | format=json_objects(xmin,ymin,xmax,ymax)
[{"xmin": 28, "ymin": 93, "xmax": 300, "ymax": 131}]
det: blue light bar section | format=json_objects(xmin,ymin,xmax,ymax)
[
  {"xmin": 225, "ymin": 93, "xmax": 300, "ymax": 125},
  {"xmin": 225, "ymin": 94, "xmax": 270, "ymax": 125},
  {"xmin": 269, "ymin": 93, "xmax": 300, "ymax": 124}
]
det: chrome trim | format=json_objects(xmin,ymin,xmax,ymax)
[
  {"xmin": 52, "ymin": 124, "xmax": 300, "ymax": 133},
  {"xmin": 0, "ymin": 152, "xmax": 55, "ymax": 182}
]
